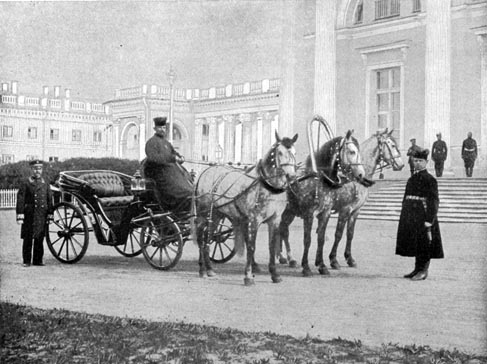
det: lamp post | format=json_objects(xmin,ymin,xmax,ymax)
[{"xmin": 166, "ymin": 65, "xmax": 176, "ymax": 144}]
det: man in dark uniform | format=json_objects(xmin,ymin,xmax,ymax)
[
  {"xmin": 431, "ymin": 132, "xmax": 448, "ymax": 177},
  {"xmin": 16, "ymin": 159, "xmax": 53, "ymax": 267},
  {"xmin": 461, "ymin": 132, "xmax": 478, "ymax": 177},
  {"xmin": 406, "ymin": 138, "xmax": 421, "ymax": 176},
  {"xmin": 144, "ymin": 116, "xmax": 193, "ymax": 216},
  {"xmin": 396, "ymin": 149, "xmax": 444, "ymax": 280}
]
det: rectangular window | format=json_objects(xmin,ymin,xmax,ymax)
[
  {"xmin": 412, "ymin": 0, "xmax": 421, "ymax": 12},
  {"xmin": 93, "ymin": 131, "xmax": 102, "ymax": 143},
  {"xmin": 28, "ymin": 127, "xmax": 37, "ymax": 139},
  {"xmin": 72, "ymin": 129, "xmax": 81, "ymax": 142},
  {"xmin": 49, "ymin": 156, "xmax": 59, "ymax": 162},
  {"xmin": 375, "ymin": 0, "xmax": 400, "ymax": 20},
  {"xmin": 50, "ymin": 128, "xmax": 59, "ymax": 140},
  {"xmin": 202, "ymin": 124, "xmax": 210, "ymax": 137},
  {"xmin": 2, "ymin": 125, "xmax": 13, "ymax": 138},
  {"xmin": 27, "ymin": 155, "xmax": 38, "ymax": 161},
  {"xmin": 1, "ymin": 154, "xmax": 14, "ymax": 164},
  {"xmin": 375, "ymin": 67, "xmax": 401, "ymax": 138}
]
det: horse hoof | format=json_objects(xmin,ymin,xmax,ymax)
[
  {"xmin": 319, "ymin": 266, "xmax": 330, "ymax": 275},
  {"xmin": 199, "ymin": 271, "xmax": 207, "ymax": 278},
  {"xmin": 279, "ymin": 257, "xmax": 288, "ymax": 265},
  {"xmin": 272, "ymin": 275, "xmax": 283, "ymax": 283},
  {"xmin": 207, "ymin": 269, "xmax": 217, "ymax": 277},
  {"xmin": 330, "ymin": 260, "xmax": 341, "ymax": 270},
  {"xmin": 244, "ymin": 277, "xmax": 255, "ymax": 286},
  {"xmin": 302, "ymin": 268, "xmax": 313, "ymax": 277},
  {"xmin": 252, "ymin": 264, "xmax": 262, "ymax": 274},
  {"xmin": 347, "ymin": 259, "xmax": 357, "ymax": 268},
  {"xmin": 289, "ymin": 260, "xmax": 298, "ymax": 268}
]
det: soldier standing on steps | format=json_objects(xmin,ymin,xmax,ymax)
[
  {"xmin": 461, "ymin": 132, "xmax": 478, "ymax": 177},
  {"xmin": 395, "ymin": 148, "xmax": 444, "ymax": 281},
  {"xmin": 431, "ymin": 132, "xmax": 448, "ymax": 177},
  {"xmin": 406, "ymin": 138, "xmax": 422, "ymax": 177}
]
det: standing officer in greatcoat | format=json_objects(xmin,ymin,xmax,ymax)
[
  {"xmin": 461, "ymin": 132, "xmax": 478, "ymax": 177},
  {"xmin": 144, "ymin": 116, "xmax": 193, "ymax": 216},
  {"xmin": 16, "ymin": 159, "xmax": 53, "ymax": 267},
  {"xmin": 431, "ymin": 132, "xmax": 448, "ymax": 177},
  {"xmin": 396, "ymin": 149, "xmax": 444, "ymax": 281}
]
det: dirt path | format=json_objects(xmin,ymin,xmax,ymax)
[{"xmin": 1, "ymin": 210, "xmax": 486, "ymax": 355}]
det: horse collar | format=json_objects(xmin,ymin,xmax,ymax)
[{"xmin": 257, "ymin": 160, "xmax": 286, "ymax": 194}]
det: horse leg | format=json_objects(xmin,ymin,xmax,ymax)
[
  {"xmin": 344, "ymin": 213, "xmax": 359, "ymax": 268},
  {"xmin": 268, "ymin": 221, "xmax": 282, "ymax": 283},
  {"xmin": 315, "ymin": 210, "xmax": 331, "ymax": 275},
  {"xmin": 329, "ymin": 214, "xmax": 347, "ymax": 270},
  {"xmin": 279, "ymin": 207, "xmax": 297, "ymax": 267},
  {"xmin": 244, "ymin": 221, "xmax": 256, "ymax": 286},
  {"xmin": 197, "ymin": 220, "xmax": 216, "ymax": 278},
  {"xmin": 301, "ymin": 215, "xmax": 314, "ymax": 277}
]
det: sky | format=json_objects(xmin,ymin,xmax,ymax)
[{"xmin": 0, "ymin": 0, "xmax": 285, "ymax": 102}]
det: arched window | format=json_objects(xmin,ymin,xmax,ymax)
[
  {"xmin": 355, "ymin": 0, "xmax": 363, "ymax": 24},
  {"xmin": 172, "ymin": 126, "xmax": 182, "ymax": 141}
]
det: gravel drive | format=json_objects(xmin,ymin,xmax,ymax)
[{"xmin": 1, "ymin": 210, "xmax": 486, "ymax": 355}]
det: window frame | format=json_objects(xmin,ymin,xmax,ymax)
[
  {"xmin": 49, "ymin": 128, "xmax": 60, "ymax": 141},
  {"xmin": 28, "ymin": 126, "xmax": 38, "ymax": 139}
]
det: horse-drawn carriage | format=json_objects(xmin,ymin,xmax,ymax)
[{"xmin": 46, "ymin": 169, "xmax": 235, "ymax": 270}]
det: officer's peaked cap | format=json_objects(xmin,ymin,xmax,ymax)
[{"xmin": 29, "ymin": 159, "xmax": 44, "ymax": 166}]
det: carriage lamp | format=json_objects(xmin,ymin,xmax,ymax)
[{"xmin": 131, "ymin": 170, "xmax": 146, "ymax": 192}]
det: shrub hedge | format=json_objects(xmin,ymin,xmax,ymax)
[{"xmin": 0, "ymin": 158, "xmax": 141, "ymax": 189}]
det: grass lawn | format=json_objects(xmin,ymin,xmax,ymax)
[{"xmin": 1, "ymin": 302, "xmax": 485, "ymax": 364}]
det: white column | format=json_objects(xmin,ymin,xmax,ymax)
[
  {"xmin": 194, "ymin": 119, "xmax": 203, "ymax": 161},
  {"xmin": 278, "ymin": 0, "xmax": 297, "ymax": 137},
  {"xmin": 314, "ymin": 0, "xmax": 337, "ymax": 133},
  {"xmin": 235, "ymin": 119, "xmax": 242, "ymax": 163},
  {"xmin": 256, "ymin": 113, "xmax": 263, "ymax": 160},
  {"xmin": 476, "ymin": 31, "xmax": 487, "ymax": 167},
  {"xmin": 424, "ymin": 0, "xmax": 451, "ymax": 160},
  {"xmin": 114, "ymin": 125, "xmax": 120, "ymax": 158},
  {"xmin": 207, "ymin": 117, "xmax": 217, "ymax": 162},
  {"xmin": 138, "ymin": 123, "xmax": 145, "ymax": 161}
]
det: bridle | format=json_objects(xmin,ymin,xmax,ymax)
[
  {"xmin": 258, "ymin": 142, "xmax": 296, "ymax": 193},
  {"xmin": 335, "ymin": 137, "xmax": 363, "ymax": 180},
  {"xmin": 375, "ymin": 134, "xmax": 402, "ymax": 174}
]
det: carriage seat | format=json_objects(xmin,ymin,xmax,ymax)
[{"xmin": 78, "ymin": 172, "xmax": 134, "ymax": 208}]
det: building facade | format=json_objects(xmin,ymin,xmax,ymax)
[
  {"xmin": 104, "ymin": 79, "xmax": 281, "ymax": 174},
  {"xmin": 0, "ymin": 82, "xmax": 113, "ymax": 164},
  {"xmin": 280, "ymin": 0, "xmax": 486, "ymax": 177}
]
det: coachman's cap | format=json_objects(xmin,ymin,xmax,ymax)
[
  {"xmin": 410, "ymin": 138, "xmax": 416, "ymax": 143},
  {"xmin": 29, "ymin": 159, "xmax": 44, "ymax": 166},
  {"xmin": 413, "ymin": 148, "xmax": 429, "ymax": 160},
  {"xmin": 153, "ymin": 117, "xmax": 167, "ymax": 126}
]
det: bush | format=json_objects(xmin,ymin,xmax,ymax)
[{"xmin": 0, "ymin": 158, "xmax": 141, "ymax": 189}]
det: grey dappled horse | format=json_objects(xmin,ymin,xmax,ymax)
[
  {"xmin": 280, "ymin": 128, "xmax": 404, "ymax": 274},
  {"xmin": 194, "ymin": 132, "xmax": 298, "ymax": 285}
]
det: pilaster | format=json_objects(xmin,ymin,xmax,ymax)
[
  {"xmin": 424, "ymin": 0, "xmax": 451, "ymax": 164},
  {"xmin": 314, "ymin": 0, "xmax": 337, "ymax": 133},
  {"xmin": 475, "ymin": 28, "xmax": 487, "ymax": 167}
]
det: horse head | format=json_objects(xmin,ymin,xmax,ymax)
[
  {"xmin": 313, "ymin": 130, "xmax": 367, "ymax": 187},
  {"xmin": 258, "ymin": 131, "xmax": 298, "ymax": 192},
  {"xmin": 376, "ymin": 129, "xmax": 404, "ymax": 171}
]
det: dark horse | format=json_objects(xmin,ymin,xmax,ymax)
[
  {"xmin": 278, "ymin": 127, "xmax": 369, "ymax": 276},
  {"xmin": 279, "ymin": 129, "xmax": 404, "ymax": 274},
  {"xmin": 194, "ymin": 131, "xmax": 298, "ymax": 285}
]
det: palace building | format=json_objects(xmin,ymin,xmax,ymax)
[
  {"xmin": 1, "ymin": 0, "xmax": 486, "ymax": 178},
  {"xmin": 0, "ymin": 81, "xmax": 112, "ymax": 164}
]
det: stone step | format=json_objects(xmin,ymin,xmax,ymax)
[{"xmin": 359, "ymin": 178, "xmax": 487, "ymax": 224}]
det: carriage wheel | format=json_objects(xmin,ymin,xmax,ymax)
[
  {"xmin": 208, "ymin": 217, "xmax": 236, "ymax": 263},
  {"xmin": 114, "ymin": 226, "xmax": 143, "ymax": 257},
  {"xmin": 46, "ymin": 201, "xmax": 89, "ymax": 264},
  {"xmin": 140, "ymin": 214, "xmax": 184, "ymax": 270}
]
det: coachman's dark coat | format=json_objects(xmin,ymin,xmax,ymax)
[
  {"xmin": 144, "ymin": 133, "xmax": 193, "ymax": 212},
  {"xmin": 16, "ymin": 177, "xmax": 53, "ymax": 239},
  {"xmin": 396, "ymin": 169, "xmax": 444, "ymax": 259}
]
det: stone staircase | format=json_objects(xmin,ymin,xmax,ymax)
[{"xmin": 357, "ymin": 178, "xmax": 487, "ymax": 224}]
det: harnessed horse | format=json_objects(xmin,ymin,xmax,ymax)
[
  {"xmin": 278, "ymin": 129, "xmax": 368, "ymax": 276},
  {"xmin": 194, "ymin": 131, "xmax": 298, "ymax": 285},
  {"xmin": 280, "ymin": 129, "xmax": 404, "ymax": 275}
]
